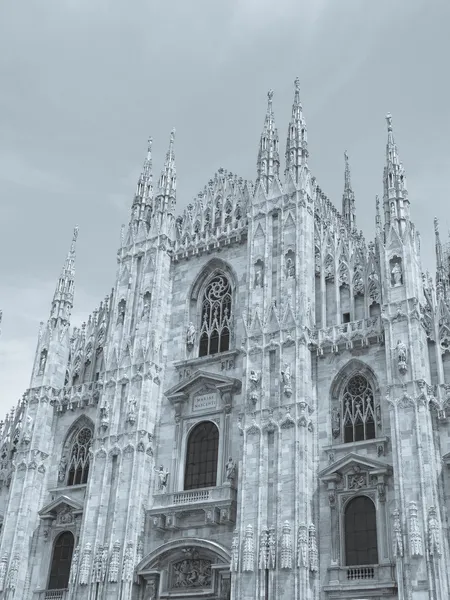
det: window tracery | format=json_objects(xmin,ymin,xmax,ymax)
[
  {"xmin": 342, "ymin": 374, "xmax": 376, "ymax": 443},
  {"xmin": 66, "ymin": 427, "xmax": 92, "ymax": 486},
  {"xmin": 184, "ymin": 421, "xmax": 219, "ymax": 490},
  {"xmin": 199, "ymin": 275, "xmax": 232, "ymax": 357}
]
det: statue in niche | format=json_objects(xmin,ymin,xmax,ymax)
[
  {"xmin": 281, "ymin": 363, "xmax": 292, "ymax": 397},
  {"xmin": 117, "ymin": 300, "xmax": 126, "ymax": 325},
  {"xmin": 154, "ymin": 465, "xmax": 169, "ymax": 493},
  {"xmin": 249, "ymin": 369, "xmax": 259, "ymax": 387},
  {"xmin": 100, "ymin": 402, "xmax": 110, "ymax": 429},
  {"xmin": 396, "ymin": 339, "xmax": 408, "ymax": 374},
  {"xmin": 391, "ymin": 260, "xmax": 403, "ymax": 287},
  {"xmin": 186, "ymin": 322, "xmax": 196, "ymax": 350},
  {"xmin": 126, "ymin": 396, "xmax": 137, "ymax": 425},
  {"xmin": 22, "ymin": 415, "xmax": 33, "ymax": 444},
  {"xmin": 38, "ymin": 350, "xmax": 47, "ymax": 375},
  {"xmin": 286, "ymin": 257, "xmax": 295, "ymax": 279},
  {"xmin": 254, "ymin": 268, "xmax": 263, "ymax": 288},
  {"xmin": 226, "ymin": 457, "xmax": 236, "ymax": 482},
  {"xmin": 331, "ymin": 407, "xmax": 340, "ymax": 439},
  {"xmin": 142, "ymin": 292, "xmax": 151, "ymax": 318}
]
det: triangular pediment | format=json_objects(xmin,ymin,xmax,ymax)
[
  {"xmin": 39, "ymin": 495, "xmax": 84, "ymax": 520},
  {"xmin": 319, "ymin": 452, "xmax": 392, "ymax": 480},
  {"xmin": 165, "ymin": 369, "xmax": 241, "ymax": 400}
]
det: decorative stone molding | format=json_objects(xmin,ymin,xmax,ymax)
[
  {"xmin": 121, "ymin": 541, "xmax": 134, "ymax": 582},
  {"xmin": 392, "ymin": 509, "xmax": 403, "ymax": 559},
  {"xmin": 0, "ymin": 554, "xmax": 8, "ymax": 591},
  {"xmin": 242, "ymin": 525, "xmax": 255, "ymax": 572},
  {"xmin": 69, "ymin": 546, "xmax": 79, "ymax": 585},
  {"xmin": 79, "ymin": 543, "xmax": 92, "ymax": 585},
  {"xmin": 109, "ymin": 541, "xmax": 121, "ymax": 582},
  {"xmin": 308, "ymin": 524, "xmax": 318, "ymax": 573},
  {"xmin": 231, "ymin": 531, "xmax": 239, "ymax": 572},
  {"xmin": 408, "ymin": 501, "xmax": 423, "ymax": 557},
  {"xmin": 297, "ymin": 524, "xmax": 308, "ymax": 568},
  {"xmin": 428, "ymin": 506, "xmax": 442, "ymax": 558},
  {"xmin": 280, "ymin": 521, "xmax": 293, "ymax": 569}
]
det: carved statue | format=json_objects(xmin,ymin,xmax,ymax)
[
  {"xmin": 142, "ymin": 293, "xmax": 151, "ymax": 318},
  {"xmin": 396, "ymin": 339, "xmax": 408, "ymax": 374},
  {"xmin": 281, "ymin": 364, "xmax": 292, "ymax": 396},
  {"xmin": 38, "ymin": 350, "xmax": 47, "ymax": 375},
  {"xmin": 391, "ymin": 261, "xmax": 403, "ymax": 287},
  {"xmin": 100, "ymin": 403, "xmax": 110, "ymax": 428},
  {"xmin": 126, "ymin": 396, "xmax": 137, "ymax": 425},
  {"xmin": 428, "ymin": 506, "xmax": 442, "ymax": 557},
  {"xmin": 254, "ymin": 269, "xmax": 263, "ymax": 288},
  {"xmin": 392, "ymin": 509, "xmax": 403, "ymax": 558},
  {"xmin": 58, "ymin": 455, "xmax": 68, "ymax": 483},
  {"xmin": 22, "ymin": 415, "xmax": 33, "ymax": 444},
  {"xmin": 117, "ymin": 300, "xmax": 126, "ymax": 325},
  {"xmin": 225, "ymin": 457, "xmax": 236, "ymax": 481},
  {"xmin": 249, "ymin": 370, "xmax": 259, "ymax": 387},
  {"xmin": 154, "ymin": 465, "xmax": 169, "ymax": 492},
  {"xmin": 186, "ymin": 322, "xmax": 196, "ymax": 350},
  {"xmin": 286, "ymin": 257, "xmax": 295, "ymax": 279},
  {"xmin": 331, "ymin": 407, "xmax": 340, "ymax": 439}
]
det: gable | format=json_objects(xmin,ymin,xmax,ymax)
[
  {"xmin": 39, "ymin": 495, "xmax": 84, "ymax": 520},
  {"xmin": 319, "ymin": 452, "xmax": 392, "ymax": 480}
]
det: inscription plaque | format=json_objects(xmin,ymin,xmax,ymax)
[{"xmin": 193, "ymin": 392, "xmax": 217, "ymax": 412}]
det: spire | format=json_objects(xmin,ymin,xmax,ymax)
[
  {"xmin": 256, "ymin": 90, "xmax": 280, "ymax": 194},
  {"xmin": 342, "ymin": 151, "xmax": 356, "ymax": 231},
  {"xmin": 50, "ymin": 226, "xmax": 78, "ymax": 325},
  {"xmin": 131, "ymin": 136, "xmax": 153, "ymax": 224},
  {"xmin": 435, "ymin": 217, "xmax": 445, "ymax": 293},
  {"xmin": 383, "ymin": 113, "xmax": 409, "ymax": 235},
  {"xmin": 375, "ymin": 195, "xmax": 382, "ymax": 236},
  {"xmin": 285, "ymin": 77, "xmax": 308, "ymax": 183},
  {"xmin": 156, "ymin": 128, "xmax": 176, "ymax": 214}
]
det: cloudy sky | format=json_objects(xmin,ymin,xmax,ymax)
[{"xmin": 0, "ymin": 0, "xmax": 449, "ymax": 412}]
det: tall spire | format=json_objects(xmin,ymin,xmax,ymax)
[
  {"xmin": 156, "ymin": 128, "xmax": 176, "ymax": 214},
  {"xmin": 342, "ymin": 151, "xmax": 356, "ymax": 231},
  {"xmin": 131, "ymin": 136, "xmax": 153, "ymax": 224},
  {"xmin": 435, "ymin": 217, "xmax": 446, "ymax": 294},
  {"xmin": 51, "ymin": 226, "xmax": 78, "ymax": 325},
  {"xmin": 285, "ymin": 77, "xmax": 308, "ymax": 183},
  {"xmin": 256, "ymin": 90, "xmax": 280, "ymax": 194},
  {"xmin": 383, "ymin": 113, "xmax": 409, "ymax": 235}
]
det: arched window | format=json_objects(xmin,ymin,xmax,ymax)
[
  {"xmin": 184, "ymin": 421, "xmax": 219, "ymax": 490},
  {"xmin": 345, "ymin": 496, "xmax": 378, "ymax": 566},
  {"xmin": 48, "ymin": 531, "xmax": 75, "ymax": 590},
  {"xmin": 199, "ymin": 275, "xmax": 232, "ymax": 357},
  {"xmin": 67, "ymin": 427, "xmax": 92, "ymax": 486},
  {"xmin": 342, "ymin": 374, "xmax": 375, "ymax": 443}
]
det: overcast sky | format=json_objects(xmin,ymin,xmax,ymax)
[{"xmin": 0, "ymin": 0, "xmax": 449, "ymax": 412}]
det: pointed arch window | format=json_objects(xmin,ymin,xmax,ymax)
[
  {"xmin": 345, "ymin": 496, "xmax": 378, "ymax": 566},
  {"xmin": 342, "ymin": 374, "xmax": 376, "ymax": 443},
  {"xmin": 184, "ymin": 421, "xmax": 219, "ymax": 490},
  {"xmin": 199, "ymin": 275, "xmax": 232, "ymax": 357},
  {"xmin": 67, "ymin": 427, "xmax": 92, "ymax": 486},
  {"xmin": 48, "ymin": 531, "xmax": 75, "ymax": 590}
]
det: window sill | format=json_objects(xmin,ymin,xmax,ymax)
[
  {"xmin": 324, "ymin": 564, "xmax": 397, "ymax": 593},
  {"xmin": 323, "ymin": 436, "xmax": 389, "ymax": 458},
  {"xmin": 48, "ymin": 484, "xmax": 87, "ymax": 499}
]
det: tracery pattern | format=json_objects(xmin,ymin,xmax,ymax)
[
  {"xmin": 199, "ymin": 275, "xmax": 232, "ymax": 357},
  {"xmin": 342, "ymin": 375, "xmax": 375, "ymax": 443},
  {"xmin": 67, "ymin": 427, "xmax": 92, "ymax": 486}
]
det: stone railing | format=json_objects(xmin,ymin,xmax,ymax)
[
  {"xmin": 35, "ymin": 589, "xmax": 68, "ymax": 600},
  {"xmin": 326, "ymin": 564, "xmax": 396, "ymax": 589},
  {"xmin": 151, "ymin": 483, "xmax": 236, "ymax": 510},
  {"xmin": 311, "ymin": 316, "xmax": 383, "ymax": 354}
]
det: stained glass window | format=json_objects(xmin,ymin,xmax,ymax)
[
  {"xmin": 67, "ymin": 427, "xmax": 92, "ymax": 486},
  {"xmin": 199, "ymin": 275, "xmax": 232, "ymax": 357},
  {"xmin": 342, "ymin": 375, "xmax": 376, "ymax": 443},
  {"xmin": 345, "ymin": 496, "xmax": 378, "ymax": 566},
  {"xmin": 184, "ymin": 421, "xmax": 219, "ymax": 490}
]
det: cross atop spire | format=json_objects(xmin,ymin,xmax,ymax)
[
  {"xmin": 51, "ymin": 226, "xmax": 79, "ymax": 325},
  {"xmin": 285, "ymin": 77, "xmax": 308, "ymax": 184},
  {"xmin": 256, "ymin": 90, "xmax": 280, "ymax": 194},
  {"xmin": 342, "ymin": 151, "xmax": 356, "ymax": 231}
]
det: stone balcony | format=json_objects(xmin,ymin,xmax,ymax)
[
  {"xmin": 310, "ymin": 316, "xmax": 383, "ymax": 355},
  {"xmin": 324, "ymin": 564, "xmax": 397, "ymax": 595},
  {"xmin": 148, "ymin": 483, "xmax": 237, "ymax": 530},
  {"xmin": 34, "ymin": 589, "xmax": 68, "ymax": 600}
]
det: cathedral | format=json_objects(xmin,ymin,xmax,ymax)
[{"xmin": 0, "ymin": 78, "xmax": 450, "ymax": 600}]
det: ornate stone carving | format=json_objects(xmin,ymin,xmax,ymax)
[
  {"xmin": 109, "ymin": 541, "xmax": 121, "ymax": 582},
  {"xmin": 79, "ymin": 543, "xmax": 92, "ymax": 585},
  {"xmin": 391, "ymin": 258, "xmax": 403, "ymax": 287},
  {"xmin": 392, "ymin": 509, "xmax": 403, "ymax": 558},
  {"xmin": 135, "ymin": 540, "xmax": 144, "ymax": 584},
  {"xmin": 186, "ymin": 322, "xmax": 196, "ymax": 350},
  {"xmin": 58, "ymin": 455, "xmax": 67, "ymax": 482},
  {"xmin": 121, "ymin": 541, "xmax": 134, "ymax": 582},
  {"xmin": 6, "ymin": 554, "xmax": 19, "ymax": 592},
  {"xmin": 408, "ymin": 501, "xmax": 423, "ymax": 557},
  {"xmin": 308, "ymin": 524, "xmax": 318, "ymax": 573},
  {"xmin": 69, "ymin": 546, "xmax": 79, "ymax": 585},
  {"xmin": 280, "ymin": 521, "xmax": 293, "ymax": 569},
  {"xmin": 57, "ymin": 506, "xmax": 74, "ymax": 525},
  {"xmin": 225, "ymin": 457, "xmax": 236, "ymax": 482},
  {"xmin": 0, "ymin": 554, "xmax": 8, "ymax": 592},
  {"xmin": 92, "ymin": 544, "xmax": 105, "ymax": 583},
  {"xmin": 428, "ymin": 506, "xmax": 442, "ymax": 558},
  {"xmin": 242, "ymin": 524, "xmax": 255, "ymax": 572},
  {"xmin": 297, "ymin": 524, "xmax": 308, "ymax": 568},
  {"xmin": 171, "ymin": 549, "xmax": 212, "ymax": 589},
  {"xmin": 154, "ymin": 465, "xmax": 169, "ymax": 493},
  {"xmin": 348, "ymin": 466, "xmax": 367, "ymax": 490},
  {"xmin": 259, "ymin": 529, "xmax": 268, "ymax": 570},
  {"xmin": 22, "ymin": 415, "xmax": 33, "ymax": 444},
  {"xmin": 38, "ymin": 349, "xmax": 47, "ymax": 375},
  {"xmin": 230, "ymin": 531, "xmax": 239, "ymax": 572},
  {"xmin": 100, "ymin": 401, "xmax": 110, "ymax": 430},
  {"xmin": 396, "ymin": 339, "xmax": 408, "ymax": 375}
]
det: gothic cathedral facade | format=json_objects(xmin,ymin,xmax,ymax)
[{"xmin": 0, "ymin": 80, "xmax": 449, "ymax": 600}]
